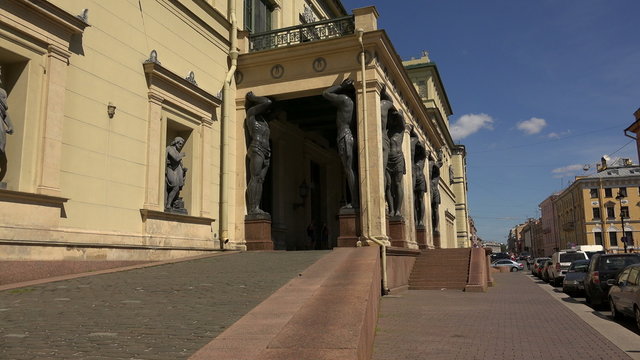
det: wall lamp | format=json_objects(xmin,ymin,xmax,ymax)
[
  {"xmin": 107, "ymin": 102, "xmax": 116, "ymax": 119},
  {"xmin": 293, "ymin": 180, "xmax": 309, "ymax": 209}
]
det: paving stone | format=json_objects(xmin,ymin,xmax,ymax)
[
  {"xmin": 0, "ymin": 251, "xmax": 327, "ymax": 359},
  {"xmin": 373, "ymin": 272, "xmax": 633, "ymax": 360}
]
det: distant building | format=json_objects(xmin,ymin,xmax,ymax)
[
  {"xmin": 553, "ymin": 157, "xmax": 640, "ymax": 253},
  {"xmin": 624, "ymin": 108, "xmax": 640, "ymax": 160},
  {"xmin": 539, "ymin": 194, "xmax": 560, "ymax": 256}
]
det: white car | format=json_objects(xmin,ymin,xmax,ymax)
[{"xmin": 549, "ymin": 250, "xmax": 589, "ymax": 286}]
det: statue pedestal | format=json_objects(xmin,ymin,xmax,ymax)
[
  {"xmin": 245, "ymin": 215, "xmax": 273, "ymax": 251},
  {"xmin": 433, "ymin": 230, "xmax": 441, "ymax": 249},
  {"xmin": 416, "ymin": 225, "xmax": 427, "ymax": 250},
  {"xmin": 388, "ymin": 215, "xmax": 408, "ymax": 248},
  {"xmin": 337, "ymin": 207, "xmax": 360, "ymax": 247}
]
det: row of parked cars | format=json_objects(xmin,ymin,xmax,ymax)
[{"xmin": 531, "ymin": 250, "xmax": 640, "ymax": 331}]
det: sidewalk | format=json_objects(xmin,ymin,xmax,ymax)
[
  {"xmin": 0, "ymin": 251, "xmax": 327, "ymax": 360},
  {"xmin": 373, "ymin": 272, "xmax": 637, "ymax": 360}
]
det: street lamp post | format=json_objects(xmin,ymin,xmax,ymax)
[{"xmin": 616, "ymin": 191, "xmax": 628, "ymax": 253}]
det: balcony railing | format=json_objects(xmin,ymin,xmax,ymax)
[{"xmin": 249, "ymin": 16, "xmax": 355, "ymax": 52}]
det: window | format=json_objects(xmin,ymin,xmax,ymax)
[
  {"xmin": 621, "ymin": 206, "xmax": 629, "ymax": 219},
  {"xmin": 628, "ymin": 268, "xmax": 639, "ymax": 286},
  {"xmin": 594, "ymin": 232, "xmax": 603, "ymax": 246},
  {"xmin": 609, "ymin": 232, "xmax": 618, "ymax": 246},
  {"xmin": 592, "ymin": 208, "xmax": 601, "ymax": 220},
  {"xmin": 618, "ymin": 187, "xmax": 627, "ymax": 197},
  {"xmin": 605, "ymin": 188, "xmax": 613, "ymax": 197},
  {"xmin": 606, "ymin": 206, "xmax": 615, "ymax": 219},
  {"xmin": 590, "ymin": 189, "xmax": 598, "ymax": 198},
  {"xmin": 244, "ymin": 0, "xmax": 273, "ymax": 33}
]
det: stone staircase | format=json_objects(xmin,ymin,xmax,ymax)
[{"xmin": 409, "ymin": 248, "xmax": 471, "ymax": 290}]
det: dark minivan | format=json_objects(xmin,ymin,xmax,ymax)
[{"xmin": 584, "ymin": 253, "xmax": 640, "ymax": 306}]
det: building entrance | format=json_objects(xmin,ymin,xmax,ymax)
[{"xmin": 267, "ymin": 95, "xmax": 349, "ymax": 251}]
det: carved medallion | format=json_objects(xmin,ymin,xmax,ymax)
[
  {"xmin": 270, "ymin": 64, "xmax": 284, "ymax": 79},
  {"xmin": 312, "ymin": 57, "xmax": 327, "ymax": 72}
]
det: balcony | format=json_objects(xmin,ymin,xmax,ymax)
[{"xmin": 249, "ymin": 16, "xmax": 355, "ymax": 52}]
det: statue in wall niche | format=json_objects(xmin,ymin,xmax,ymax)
[
  {"xmin": 412, "ymin": 136, "xmax": 427, "ymax": 227},
  {"xmin": 245, "ymin": 91, "xmax": 273, "ymax": 217},
  {"xmin": 323, "ymin": 79, "xmax": 359, "ymax": 209},
  {"xmin": 429, "ymin": 149, "xmax": 444, "ymax": 233},
  {"xmin": 386, "ymin": 109, "xmax": 405, "ymax": 217},
  {"xmin": 0, "ymin": 68, "xmax": 15, "ymax": 186},
  {"xmin": 380, "ymin": 85, "xmax": 396, "ymax": 214},
  {"xmin": 165, "ymin": 136, "xmax": 188, "ymax": 214}
]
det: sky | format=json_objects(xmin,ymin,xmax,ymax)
[{"xmin": 342, "ymin": 0, "xmax": 640, "ymax": 243}]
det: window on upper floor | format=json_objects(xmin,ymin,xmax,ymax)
[
  {"xmin": 621, "ymin": 206, "xmax": 629, "ymax": 219},
  {"xmin": 244, "ymin": 0, "xmax": 273, "ymax": 33},
  {"xmin": 606, "ymin": 206, "xmax": 615, "ymax": 219},
  {"xmin": 590, "ymin": 188, "xmax": 598, "ymax": 198},
  {"xmin": 619, "ymin": 187, "xmax": 627, "ymax": 197},
  {"xmin": 609, "ymin": 231, "xmax": 618, "ymax": 246},
  {"xmin": 592, "ymin": 207, "xmax": 600, "ymax": 220},
  {"xmin": 604, "ymin": 188, "xmax": 613, "ymax": 197}
]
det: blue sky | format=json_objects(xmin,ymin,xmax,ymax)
[{"xmin": 342, "ymin": 0, "xmax": 640, "ymax": 243}]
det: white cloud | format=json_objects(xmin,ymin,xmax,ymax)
[
  {"xmin": 551, "ymin": 164, "xmax": 585, "ymax": 178},
  {"xmin": 546, "ymin": 130, "xmax": 571, "ymax": 139},
  {"xmin": 517, "ymin": 117, "xmax": 547, "ymax": 135},
  {"xmin": 450, "ymin": 113, "xmax": 494, "ymax": 141}
]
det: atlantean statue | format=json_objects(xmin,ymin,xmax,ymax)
[
  {"xmin": 380, "ymin": 85, "xmax": 396, "ymax": 214},
  {"xmin": 245, "ymin": 91, "xmax": 273, "ymax": 217},
  {"xmin": 412, "ymin": 133, "xmax": 427, "ymax": 227},
  {"xmin": 0, "ymin": 67, "xmax": 14, "ymax": 187},
  {"xmin": 165, "ymin": 136, "xmax": 188, "ymax": 214},
  {"xmin": 386, "ymin": 109, "xmax": 405, "ymax": 217},
  {"xmin": 323, "ymin": 79, "xmax": 359, "ymax": 209},
  {"xmin": 429, "ymin": 149, "xmax": 444, "ymax": 233}
]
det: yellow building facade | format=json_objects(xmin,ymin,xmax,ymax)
[
  {"xmin": 553, "ymin": 158, "xmax": 640, "ymax": 252},
  {"xmin": 0, "ymin": 0, "xmax": 466, "ymax": 261},
  {"xmin": 404, "ymin": 54, "xmax": 470, "ymax": 248}
]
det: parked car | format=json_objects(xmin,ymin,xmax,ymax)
[
  {"xmin": 532, "ymin": 257, "xmax": 550, "ymax": 278},
  {"xmin": 490, "ymin": 252, "xmax": 511, "ymax": 261},
  {"xmin": 541, "ymin": 260, "xmax": 553, "ymax": 282},
  {"xmin": 492, "ymin": 259, "xmax": 524, "ymax": 272},
  {"xmin": 584, "ymin": 253, "xmax": 640, "ymax": 307},
  {"xmin": 607, "ymin": 263, "xmax": 640, "ymax": 330},
  {"xmin": 562, "ymin": 259, "xmax": 590, "ymax": 296},
  {"xmin": 549, "ymin": 250, "xmax": 589, "ymax": 286}
]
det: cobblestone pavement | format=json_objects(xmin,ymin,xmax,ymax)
[
  {"xmin": 0, "ymin": 251, "xmax": 328, "ymax": 360},
  {"xmin": 373, "ymin": 272, "xmax": 635, "ymax": 360}
]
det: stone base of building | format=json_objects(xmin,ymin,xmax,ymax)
[
  {"xmin": 337, "ymin": 207, "xmax": 360, "ymax": 247},
  {"xmin": 244, "ymin": 216, "xmax": 273, "ymax": 251},
  {"xmin": 389, "ymin": 216, "xmax": 408, "ymax": 248},
  {"xmin": 416, "ymin": 225, "xmax": 427, "ymax": 250},
  {"xmin": 433, "ymin": 230, "xmax": 441, "ymax": 249},
  {"xmin": 0, "ymin": 189, "xmax": 223, "ymax": 261}
]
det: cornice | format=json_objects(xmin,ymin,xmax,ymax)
[{"xmin": 143, "ymin": 59, "xmax": 221, "ymax": 120}]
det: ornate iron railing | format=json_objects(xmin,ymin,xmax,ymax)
[{"xmin": 249, "ymin": 16, "xmax": 355, "ymax": 52}]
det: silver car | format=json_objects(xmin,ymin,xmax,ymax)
[
  {"xmin": 492, "ymin": 259, "xmax": 524, "ymax": 272},
  {"xmin": 607, "ymin": 264, "xmax": 640, "ymax": 331}
]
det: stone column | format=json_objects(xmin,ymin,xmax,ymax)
[
  {"xmin": 36, "ymin": 45, "xmax": 71, "ymax": 197},
  {"xmin": 401, "ymin": 123, "xmax": 417, "ymax": 248},
  {"xmin": 355, "ymin": 78, "xmax": 389, "ymax": 244},
  {"xmin": 143, "ymin": 93, "xmax": 165, "ymax": 211}
]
